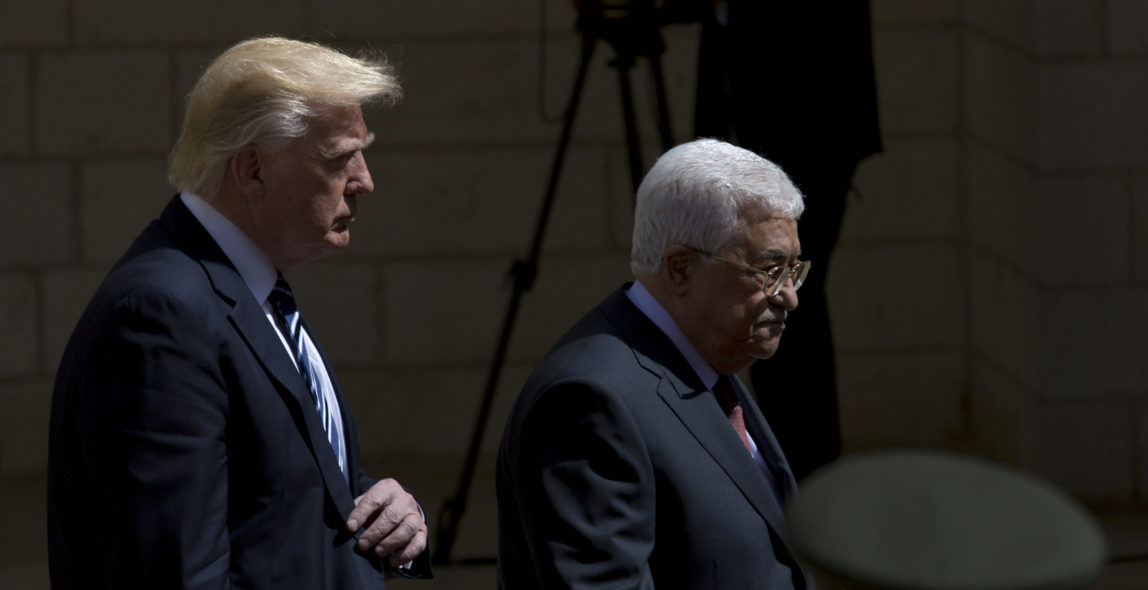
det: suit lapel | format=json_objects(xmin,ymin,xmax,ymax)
[
  {"xmin": 603, "ymin": 288, "xmax": 792, "ymax": 539},
  {"xmin": 650, "ymin": 370, "xmax": 792, "ymax": 538},
  {"xmin": 227, "ymin": 294, "xmax": 356, "ymax": 511},
  {"xmin": 158, "ymin": 197, "xmax": 356, "ymax": 514},
  {"xmin": 615, "ymin": 293, "xmax": 810, "ymax": 588}
]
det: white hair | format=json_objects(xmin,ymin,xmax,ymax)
[
  {"xmin": 630, "ymin": 138, "xmax": 804, "ymax": 275},
  {"xmin": 168, "ymin": 36, "xmax": 401, "ymax": 198}
]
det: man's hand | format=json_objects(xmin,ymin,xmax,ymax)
[{"xmin": 346, "ymin": 478, "xmax": 428, "ymax": 568}]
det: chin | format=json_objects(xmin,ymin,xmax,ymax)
[
  {"xmin": 324, "ymin": 233, "xmax": 351, "ymax": 251},
  {"xmin": 750, "ymin": 349, "xmax": 778, "ymax": 361},
  {"xmin": 748, "ymin": 340, "xmax": 781, "ymax": 360}
]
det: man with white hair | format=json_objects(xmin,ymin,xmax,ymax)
[
  {"xmin": 497, "ymin": 138, "xmax": 812, "ymax": 589},
  {"xmin": 48, "ymin": 37, "xmax": 430, "ymax": 588}
]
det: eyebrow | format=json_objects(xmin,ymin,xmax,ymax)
[
  {"xmin": 750, "ymin": 249, "xmax": 799, "ymax": 266},
  {"xmin": 320, "ymin": 132, "xmax": 376, "ymax": 158}
]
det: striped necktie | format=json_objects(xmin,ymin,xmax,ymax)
[{"xmin": 268, "ymin": 275, "xmax": 347, "ymax": 479}]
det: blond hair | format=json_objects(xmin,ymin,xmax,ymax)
[{"xmin": 168, "ymin": 36, "xmax": 401, "ymax": 197}]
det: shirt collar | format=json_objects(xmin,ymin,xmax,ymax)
[
  {"xmin": 625, "ymin": 280, "xmax": 720, "ymax": 390},
  {"xmin": 180, "ymin": 192, "xmax": 279, "ymax": 305}
]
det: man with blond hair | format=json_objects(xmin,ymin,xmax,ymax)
[
  {"xmin": 48, "ymin": 37, "xmax": 431, "ymax": 588},
  {"xmin": 498, "ymin": 139, "xmax": 812, "ymax": 589}
]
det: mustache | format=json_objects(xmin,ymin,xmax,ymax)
[{"xmin": 757, "ymin": 309, "xmax": 787, "ymax": 323}]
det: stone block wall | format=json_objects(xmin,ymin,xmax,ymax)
[
  {"xmin": 831, "ymin": 2, "xmax": 968, "ymax": 450},
  {"xmin": 832, "ymin": 0, "xmax": 1148, "ymax": 508},
  {"xmin": 3, "ymin": 0, "xmax": 1148, "ymax": 511},
  {"xmin": 0, "ymin": 0, "xmax": 691, "ymax": 480}
]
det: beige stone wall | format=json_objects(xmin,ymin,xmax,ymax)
[
  {"xmin": 833, "ymin": 1, "xmax": 969, "ymax": 454},
  {"xmin": 834, "ymin": 0, "xmax": 1148, "ymax": 507},
  {"xmin": 4, "ymin": 0, "xmax": 1147, "ymax": 509}
]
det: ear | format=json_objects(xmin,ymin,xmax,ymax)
[
  {"xmin": 228, "ymin": 144, "xmax": 265, "ymax": 199},
  {"xmin": 662, "ymin": 245, "xmax": 694, "ymax": 295}
]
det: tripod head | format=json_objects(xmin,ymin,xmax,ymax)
[
  {"xmin": 575, "ymin": 0, "xmax": 667, "ymax": 59},
  {"xmin": 573, "ymin": 0, "xmax": 658, "ymax": 19}
]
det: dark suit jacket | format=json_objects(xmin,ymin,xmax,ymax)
[
  {"xmin": 496, "ymin": 285, "xmax": 810, "ymax": 589},
  {"xmin": 47, "ymin": 196, "xmax": 430, "ymax": 589}
]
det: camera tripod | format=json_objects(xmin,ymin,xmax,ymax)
[{"xmin": 433, "ymin": 2, "xmax": 676, "ymax": 565}]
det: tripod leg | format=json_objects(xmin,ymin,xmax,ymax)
[
  {"xmin": 613, "ymin": 55, "xmax": 644, "ymax": 193},
  {"xmin": 432, "ymin": 30, "xmax": 597, "ymax": 566},
  {"xmin": 529, "ymin": 33, "xmax": 597, "ymax": 258},
  {"xmin": 647, "ymin": 52, "xmax": 674, "ymax": 152}
]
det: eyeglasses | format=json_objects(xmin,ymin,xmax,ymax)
[{"xmin": 691, "ymin": 248, "xmax": 810, "ymax": 297}]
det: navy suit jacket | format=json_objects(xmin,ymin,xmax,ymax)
[
  {"xmin": 496, "ymin": 285, "xmax": 810, "ymax": 589},
  {"xmin": 48, "ymin": 196, "xmax": 430, "ymax": 589}
]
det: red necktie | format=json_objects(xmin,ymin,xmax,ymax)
[{"xmin": 714, "ymin": 376, "xmax": 751, "ymax": 455}]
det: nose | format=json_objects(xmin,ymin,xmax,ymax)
[
  {"xmin": 347, "ymin": 152, "xmax": 374, "ymax": 196},
  {"xmin": 770, "ymin": 278, "xmax": 799, "ymax": 311}
]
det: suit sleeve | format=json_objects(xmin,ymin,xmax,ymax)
[
  {"xmin": 503, "ymin": 380, "xmax": 658, "ymax": 589},
  {"xmin": 76, "ymin": 289, "xmax": 232, "ymax": 588}
]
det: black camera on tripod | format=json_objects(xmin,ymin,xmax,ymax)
[{"xmin": 575, "ymin": 0, "xmax": 665, "ymax": 55}]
